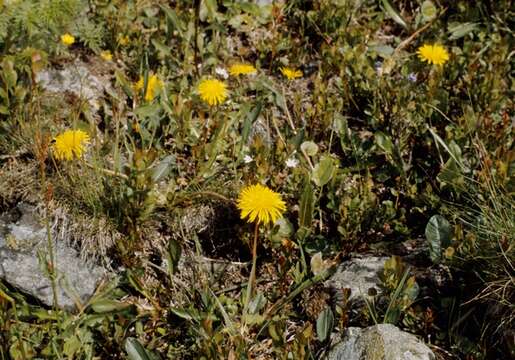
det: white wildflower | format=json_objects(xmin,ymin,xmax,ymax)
[
  {"xmin": 285, "ymin": 157, "xmax": 299, "ymax": 168},
  {"xmin": 215, "ymin": 67, "xmax": 229, "ymax": 79},
  {"xmin": 243, "ymin": 155, "xmax": 253, "ymax": 164}
]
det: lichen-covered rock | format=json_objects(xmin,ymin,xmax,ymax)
[
  {"xmin": 327, "ymin": 324, "xmax": 435, "ymax": 360},
  {"xmin": 325, "ymin": 255, "xmax": 388, "ymax": 302},
  {"xmin": 0, "ymin": 203, "xmax": 105, "ymax": 310},
  {"xmin": 36, "ymin": 60, "xmax": 111, "ymax": 113}
]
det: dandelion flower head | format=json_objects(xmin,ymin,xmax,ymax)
[
  {"xmin": 60, "ymin": 33, "xmax": 75, "ymax": 46},
  {"xmin": 134, "ymin": 74, "xmax": 164, "ymax": 102},
  {"xmin": 417, "ymin": 44, "xmax": 449, "ymax": 66},
  {"xmin": 280, "ymin": 67, "xmax": 303, "ymax": 80},
  {"xmin": 52, "ymin": 129, "xmax": 90, "ymax": 161},
  {"xmin": 198, "ymin": 78, "xmax": 228, "ymax": 106},
  {"xmin": 237, "ymin": 184, "xmax": 286, "ymax": 225},
  {"xmin": 118, "ymin": 35, "xmax": 129, "ymax": 46},
  {"xmin": 229, "ymin": 63, "xmax": 257, "ymax": 76},
  {"xmin": 100, "ymin": 50, "xmax": 113, "ymax": 61}
]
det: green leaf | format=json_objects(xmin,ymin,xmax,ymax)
[
  {"xmin": 448, "ymin": 22, "xmax": 478, "ymax": 40},
  {"xmin": 115, "ymin": 70, "xmax": 134, "ymax": 98},
  {"xmin": 125, "ymin": 338, "xmax": 153, "ymax": 360},
  {"xmin": 298, "ymin": 179, "xmax": 314, "ymax": 228},
  {"xmin": 425, "ymin": 215, "xmax": 452, "ymax": 263},
  {"xmin": 248, "ymin": 291, "xmax": 267, "ymax": 315},
  {"xmin": 241, "ymin": 102, "xmax": 262, "ymax": 146},
  {"xmin": 1, "ymin": 58, "xmax": 17, "ymax": 89},
  {"xmin": 375, "ymin": 131, "xmax": 394, "ymax": 155},
  {"xmin": 90, "ymin": 299, "xmax": 131, "ymax": 313},
  {"xmin": 300, "ymin": 141, "xmax": 318, "ymax": 156},
  {"xmin": 316, "ymin": 307, "xmax": 334, "ymax": 342},
  {"xmin": 152, "ymin": 155, "xmax": 174, "ymax": 182},
  {"xmin": 312, "ymin": 155, "xmax": 336, "ymax": 187},
  {"xmin": 381, "ymin": 0, "xmax": 408, "ymax": 29},
  {"xmin": 421, "ymin": 0, "xmax": 437, "ymax": 21},
  {"xmin": 166, "ymin": 238, "xmax": 182, "ymax": 276}
]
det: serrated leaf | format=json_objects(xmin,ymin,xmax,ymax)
[
  {"xmin": 298, "ymin": 179, "xmax": 314, "ymax": 228},
  {"xmin": 316, "ymin": 307, "xmax": 334, "ymax": 342},
  {"xmin": 382, "ymin": 0, "xmax": 408, "ymax": 29},
  {"xmin": 425, "ymin": 215, "xmax": 452, "ymax": 264},
  {"xmin": 312, "ymin": 156, "xmax": 336, "ymax": 187}
]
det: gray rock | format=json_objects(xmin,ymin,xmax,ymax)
[
  {"xmin": 326, "ymin": 255, "xmax": 388, "ymax": 302},
  {"xmin": 0, "ymin": 203, "xmax": 105, "ymax": 310},
  {"xmin": 327, "ymin": 324, "xmax": 435, "ymax": 360},
  {"xmin": 36, "ymin": 61, "xmax": 110, "ymax": 113}
]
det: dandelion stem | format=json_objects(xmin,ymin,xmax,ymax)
[{"xmin": 244, "ymin": 221, "xmax": 260, "ymax": 317}]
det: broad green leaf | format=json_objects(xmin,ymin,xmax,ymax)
[
  {"xmin": 152, "ymin": 155, "xmax": 174, "ymax": 182},
  {"xmin": 425, "ymin": 215, "xmax": 452, "ymax": 263},
  {"xmin": 448, "ymin": 22, "xmax": 478, "ymax": 40},
  {"xmin": 248, "ymin": 291, "xmax": 267, "ymax": 315},
  {"xmin": 375, "ymin": 131, "xmax": 394, "ymax": 155},
  {"xmin": 316, "ymin": 307, "xmax": 334, "ymax": 342},
  {"xmin": 312, "ymin": 155, "xmax": 336, "ymax": 187},
  {"xmin": 381, "ymin": 0, "xmax": 408, "ymax": 29},
  {"xmin": 125, "ymin": 338, "xmax": 153, "ymax": 360},
  {"xmin": 298, "ymin": 179, "xmax": 314, "ymax": 228},
  {"xmin": 421, "ymin": 0, "xmax": 437, "ymax": 21},
  {"xmin": 301, "ymin": 141, "xmax": 318, "ymax": 156}
]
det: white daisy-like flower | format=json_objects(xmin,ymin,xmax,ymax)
[
  {"xmin": 243, "ymin": 155, "xmax": 253, "ymax": 164},
  {"xmin": 215, "ymin": 67, "xmax": 229, "ymax": 79},
  {"xmin": 285, "ymin": 157, "xmax": 299, "ymax": 168}
]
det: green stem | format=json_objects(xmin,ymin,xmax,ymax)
[{"xmin": 244, "ymin": 221, "xmax": 259, "ymax": 317}]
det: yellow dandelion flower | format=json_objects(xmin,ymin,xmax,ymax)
[
  {"xmin": 237, "ymin": 184, "xmax": 286, "ymax": 225},
  {"xmin": 417, "ymin": 44, "xmax": 449, "ymax": 66},
  {"xmin": 60, "ymin": 33, "xmax": 75, "ymax": 46},
  {"xmin": 229, "ymin": 63, "xmax": 257, "ymax": 76},
  {"xmin": 134, "ymin": 74, "xmax": 164, "ymax": 102},
  {"xmin": 118, "ymin": 35, "xmax": 129, "ymax": 46},
  {"xmin": 52, "ymin": 129, "xmax": 90, "ymax": 161},
  {"xmin": 100, "ymin": 50, "xmax": 113, "ymax": 61},
  {"xmin": 280, "ymin": 67, "xmax": 302, "ymax": 80},
  {"xmin": 198, "ymin": 78, "xmax": 228, "ymax": 106}
]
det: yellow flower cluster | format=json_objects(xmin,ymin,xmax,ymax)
[
  {"xmin": 52, "ymin": 129, "xmax": 90, "ymax": 161},
  {"xmin": 60, "ymin": 33, "xmax": 75, "ymax": 46},
  {"xmin": 134, "ymin": 74, "xmax": 164, "ymax": 102},
  {"xmin": 229, "ymin": 63, "xmax": 257, "ymax": 76},
  {"xmin": 100, "ymin": 50, "xmax": 113, "ymax": 61},
  {"xmin": 280, "ymin": 67, "xmax": 303, "ymax": 80},
  {"xmin": 237, "ymin": 184, "xmax": 286, "ymax": 225},
  {"xmin": 198, "ymin": 79, "xmax": 228, "ymax": 106},
  {"xmin": 417, "ymin": 44, "xmax": 449, "ymax": 66}
]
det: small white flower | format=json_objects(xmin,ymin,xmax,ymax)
[
  {"xmin": 285, "ymin": 157, "xmax": 299, "ymax": 168},
  {"xmin": 243, "ymin": 155, "xmax": 253, "ymax": 164},
  {"xmin": 215, "ymin": 67, "xmax": 229, "ymax": 79}
]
